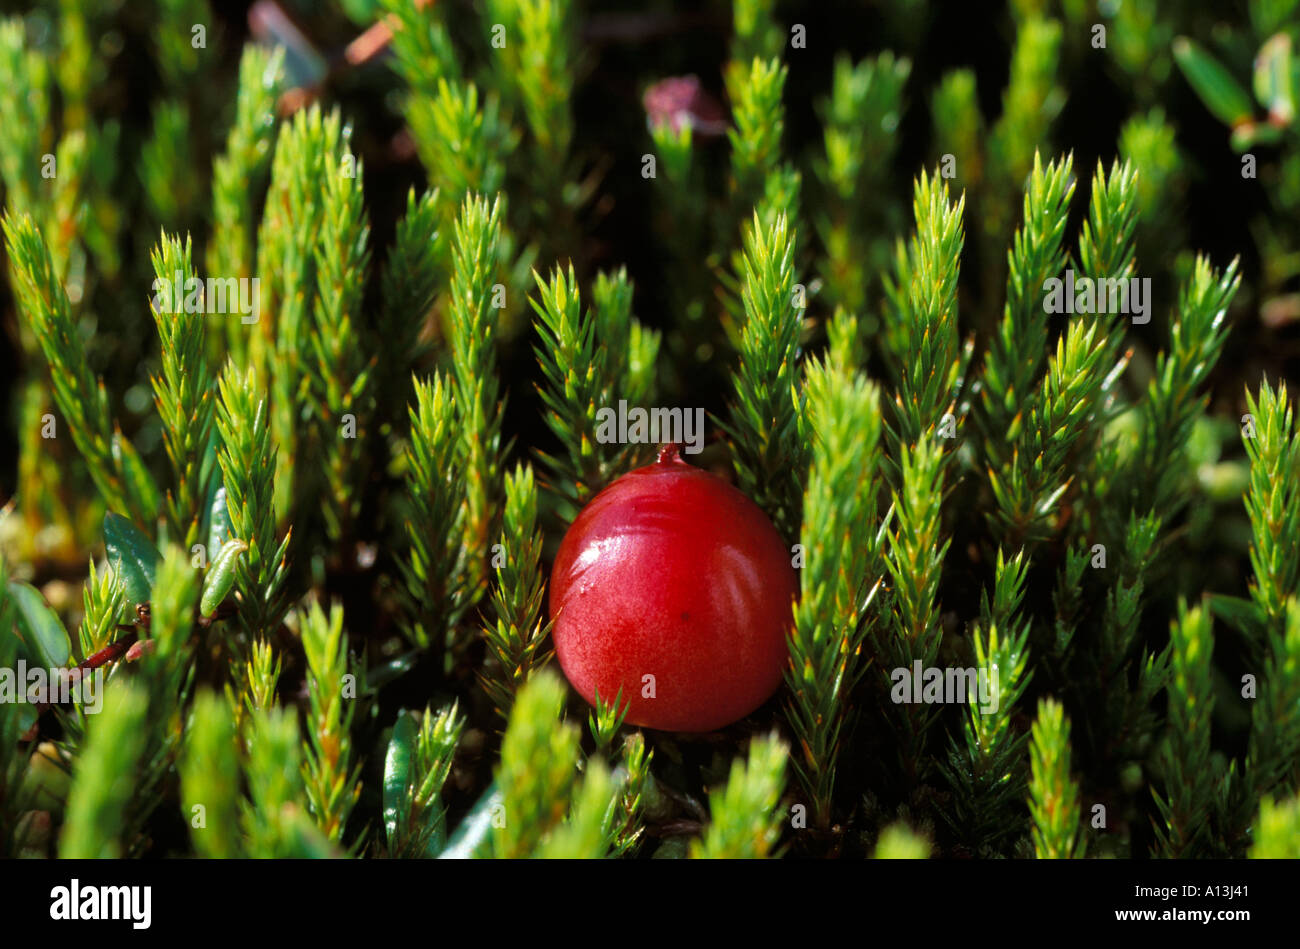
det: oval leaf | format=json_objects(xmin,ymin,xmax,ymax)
[
  {"xmin": 436, "ymin": 781, "xmax": 501, "ymax": 859},
  {"xmin": 104, "ymin": 512, "xmax": 159, "ymax": 608},
  {"xmin": 383, "ymin": 712, "xmax": 417, "ymax": 849},
  {"xmin": 206, "ymin": 482, "xmax": 233, "ymax": 555},
  {"xmin": 1174, "ymin": 37, "xmax": 1256, "ymax": 127},
  {"xmin": 200, "ymin": 539, "xmax": 247, "ymax": 615},
  {"xmin": 7, "ymin": 581, "xmax": 71, "ymax": 668}
]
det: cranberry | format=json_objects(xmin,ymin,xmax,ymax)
[{"xmin": 549, "ymin": 444, "xmax": 797, "ymax": 732}]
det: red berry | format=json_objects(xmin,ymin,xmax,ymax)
[{"xmin": 549, "ymin": 443, "xmax": 797, "ymax": 732}]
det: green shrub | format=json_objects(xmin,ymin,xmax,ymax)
[{"xmin": 0, "ymin": 0, "xmax": 1297, "ymax": 859}]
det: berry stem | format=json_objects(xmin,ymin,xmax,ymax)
[{"xmin": 656, "ymin": 443, "xmax": 683, "ymax": 465}]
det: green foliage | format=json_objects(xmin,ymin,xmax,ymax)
[
  {"xmin": 408, "ymin": 80, "xmax": 511, "ymax": 224},
  {"xmin": 608, "ymin": 731, "xmax": 651, "ymax": 857},
  {"xmin": 726, "ymin": 211, "xmax": 804, "ymax": 539},
  {"xmin": 785, "ymin": 350, "xmax": 883, "ymax": 826},
  {"xmin": 978, "ymin": 152, "xmax": 1074, "ymax": 478},
  {"xmin": 4, "ymin": 213, "xmax": 152, "ymax": 525},
  {"xmin": 181, "ymin": 691, "xmax": 242, "ymax": 859},
  {"xmin": 309, "ymin": 136, "xmax": 374, "ymax": 542},
  {"xmin": 378, "ymin": 0, "xmax": 458, "ymax": 92},
  {"xmin": 59, "ymin": 681, "xmax": 148, "ymax": 858},
  {"xmin": 727, "ymin": 58, "xmax": 788, "ymax": 217},
  {"xmin": 491, "ymin": 671, "xmax": 618, "ymax": 858},
  {"xmin": 883, "ymin": 170, "xmax": 965, "ymax": 455},
  {"xmin": 1126, "ymin": 255, "xmax": 1240, "ymax": 520},
  {"xmin": 587, "ymin": 688, "xmax": 627, "ymax": 756},
  {"xmin": 241, "ymin": 703, "xmax": 338, "ymax": 858},
  {"xmin": 983, "ymin": 15, "xmax": 1064, "ymax": 256},
  {"xmin": 731, "ymin": 0, "xmax": 782, "ymax": 68},
  {"xmin": 485, "ymin": 0, "xmax": 575, "ymax": 170},
  {"xmin": 10, "ymin": 579, "xmax": 73, "ymax": 670},
  {"xmin": 1028, "ymin": 698, "xmax": 1081, "ymax": 859},
  {"xmin": 942, "ymin": 550, "xmax": 1033, "ymax": 855},
  {"xmin": 1250, "ymin": 793, "xmax": 1300, "ymax": 857},
  {"xmin": 1174, "ymin": 38, "xmax": 1256, "ymax": 128},
  {"xmin": 77, "ymin": 559, "xmax": 124, "ymax": 658},
  {"xmin": 1074, "ymin": 161, "xmax": 1141, "ymax": 331},
  {"xmin": 479, "ymin": 463, "xmax": 552, "ymax": 716},
  {"xmin": 1152, "ymin": 602, "xmax": 1218, "ymax": 857},
  {"xmin": 815, "ymin": 53, "xmax": 911, "ymax": 316},
  {"xmin": 448, "ymin": 194, "xmax": 507, "ymax": 614},
  {"xmin": 1245, "ymin": 597, "xmax": 1300, "ymax": 806},
  {"xmin": 208, "ymin": 45, "xmax": 284, "ymax": 365},
  {"xmin": 491, "ymin": 669, "xmax": 577, "ymax": 857},
  {"xmin": 383, "ymin": 702, "xmax": 465, "ymax": 858},
  {"xmin": 299, "ymin": 601, "xmax": 363, "ymax": 844},
  {"xmin": 1242, "ymin": 379, "xmax": 1299, "ymax": 636},
  {"xmin": 879, "ymin": 436, "xmax": 950, "ymax": 784},
  {"xmin": 1, "ymin": 0, "xmax": 1297, "ymax": 865},
  {"xmin": 149, "ymin": 233, "xmax": 215, "ymax": 549},
  {"xmin": 872, "ymin": 822, "xmax": 930, "ymax": 859},
  {"xmin": 400, "ymin": 372, "xmax": 468, "ymax": 652},
  {"xmin": 256, "ymin": 106, "xmax": 348, "ymax": 527},
  {"xmin": 0, "ymin": 19, "xmax": 52, "ymax": 223},
  {"xmin": 531, "ymin": 264, "xmax": 659, "ymax": 510},
  {"xmin": 691, "ymin": 732, "xmax": 787, "ymax": 859},
  {"xmin": 378, "ymin": 188, "xmax": 442, "ymax": 411},
  {"xmin": 1119, "ymin": 109, "xmax": 1186, "ymax": 266},
  {"xmin": 215, "ymin": 364, "xmax": 291, "ymax": 643},
  {"xmin": 227, "ymin": 638, "xmax": 280, "ymax": 737},
  {"xmin": 989, "ymin": 314, "xmax": 1122, "ymax": 546},
  {"xmin": 141, "ymin": 103, "xmax": 195, "ymax": 225}
]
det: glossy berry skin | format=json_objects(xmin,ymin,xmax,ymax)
[{"xmin": 549, "ymin": 444, "xmax": 797, "ymax": 732}]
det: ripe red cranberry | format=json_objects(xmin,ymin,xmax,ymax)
[{"xmin": 549, "ymin": 444, "xmax": 797, "ymax": 732}]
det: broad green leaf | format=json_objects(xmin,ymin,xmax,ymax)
[
  {"xmin": 383, "ymin": 712, "xmax": 417, "ymax": 849},
  {"xmin": 1253, "ymin": 34, "xmax": 1295, "ymax": 124},
  {"xmin": 7, "ymin": 581, "xmax": 71, "ymax": 668},
  {"xmin": 205, "ymin": 475, "xmax": 233, "ymax": 555},
  {"xmin": 1174, "ymin": 38, "xmax": 1255, "ymax": 127},
  {"xmin": 104, "ymin": 512, "xmax": 159, "ymax": 608},
  {"xmin": 437, "ymin": 780, "xmax": 501, "ymax": 859},
  {"xmin": 200, "ymin": 539, "xmax": 247, "ymax": 615}
]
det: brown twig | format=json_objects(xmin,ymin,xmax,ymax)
[
  {"xmin": 270, "ymin": 0, "xmax": 437, "ymax": 117},
  {"xmin": 18, "ymin": 600, "xmax": 238, "ymax": 741}
]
